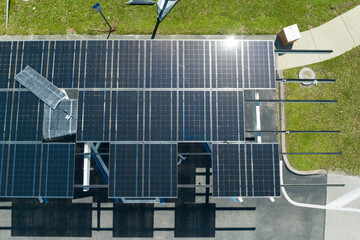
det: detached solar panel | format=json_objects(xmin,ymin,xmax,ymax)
[
  {"xmin": 15, "ymin": 66, "xmax": 67, "ymax": 110},
  {"xmin": 43, "ymin": 99, "xmax": 77, "ymax": 140},
  {"xmin": 0, "ymin": 143, "xmax": 74, "ymax": 198}
]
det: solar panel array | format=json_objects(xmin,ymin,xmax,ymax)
[
  {"xmin": 0, "ymin": 39, "xmax": 278, "ymax": 199},
  {"xmin": 212, "ymin": 143, "xmax": 280, "ymax": 197}
]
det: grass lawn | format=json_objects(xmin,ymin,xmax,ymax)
[
  {"xmin": 284, "ymin": 47, "xmax": 360, "ymax": 175},
  {"xmin": 0, "ymin": 0, "xmax": 359, "ymax": 35}
]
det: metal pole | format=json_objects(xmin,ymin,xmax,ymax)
[
  {"xmin": 99, "ymin": 11, "xmax": 112, "ymax": 39},
  {"xmin": 6, "ymin": 0, "xmax": 9, "ymax": 29},
  {"xmin": 246, "ymin": 130, "xmax": 340, "ymax": 134},
  {"xmin": 276, "ymin": 78, "xmax": 336, "ymax": 83},
  {"xmin": 275, "ymin": 49, "xmax": 333, "ymax": 54},
  {"xmin": 151, "ymin": 19, "xmax": 161, "ymax": 39},
  {"xmin": 280, "ymin": 152, "xmax": 342, "ymax": 155},
  {"xmin": 244, "ymin": 99, "xmax": 337, "ymax": 103}
]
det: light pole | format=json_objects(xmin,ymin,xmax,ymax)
[{"xmin": 93, "ymin": 3, "xmax": 113, "ymax": 39}]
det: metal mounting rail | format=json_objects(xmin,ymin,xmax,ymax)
[
  {"xmin": 245, "ymin": 99, "xmax": 337, "ymax": 103},
  {"xmin": 276, "ymin": 78, "xmax": 335, "ymax": 83},
  {"xmin": 246, "ymin": 130, "xmax": 340, "ymax": 134},
  {"xmin": 275, "ymin": 49, "xmax": 333, "ymax": 54},
  {"xmin": 280, "ymin": 152, "xmax": 342, "ymax": 155}
]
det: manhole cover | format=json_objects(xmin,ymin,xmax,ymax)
[{"xmin": 299, "ymin": 67, "xmax": 316, "ymax": 86}]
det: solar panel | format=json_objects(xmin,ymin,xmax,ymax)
[
  {"xmin": 0, "ymin": 92, "xmax": 11, "ymax": 141},
  {"xmin": 109, "ymin": 143, "xmax": 177, "ymax": 198},
  {"xmin": 246, "ymin": 143, "xmax": 280, "ymax": 197},
  {"xmin": 0, "ymin": 143, "xmax": 74, "ymax": 198},
  {"xmin": 178, "ymin": 91, "xmax": 211, "ymax": 141},
  {"xmin": 180, "ymin": 40, "xmax": 210, "ymax": 88},
  {"xmin": 212, "ymin": 41, "xmax": 240, "ymax": 88},
  {"xmin": 244, "ymin": 41, "xmax": 275, "ymax": 89},
  {"xmin": 10, "ymin": 91, "xmax": 44, "ymax": 141},
  {"xmin": 40, "ymin": 143, "xmax": 75, "ymax": 197},
  {"xmin": 212, "ymin": 91, "xmax": 244, "ymax": 141},
  {"xmin": 146, "ymin": 40, "xmax": 176, "ymax": 88},
  {"xmin": 77, "ymin": 91, "xmax": 110, "ymax": 141},
  {"xmin": 80, "ymin": 41, "xmax": 110, "ymax": 88},
  {"xmin": 0, "ymin": 41, "xmax": 15, "ymax": 89},
  {"xmin": 15, "ymin": 66, "xmax": 67, "ymax": 109},
  {"xmin": 43, "ymin": 99, "xmax": 77, "ymax": 140},
  {"xmin": 51, "ymin": 41, "xmax": 81, "ymax": 88},
  {"xmin": 212, "ymin": 143, "xmax": 279, "ymax": 197},
  {"xmin": 114, "ymin": 40, "xmax": 145, "ymax": 88},
  {"xmin": 212, "ymin": 144, "xmax": 245, "ymax": 197},
  {"xmin": 145, "ymin": 91, "xmax": 177, "ymax": 141},
  {"xmin": 111, "ymin": 91, "xmax": 144, "ymax": 141}
]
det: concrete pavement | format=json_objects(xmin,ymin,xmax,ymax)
[{"xmin": 278, "ymin": 5, "xmax": 360, "ymax": 70}]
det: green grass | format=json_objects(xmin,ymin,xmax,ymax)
[
  {"xmin": 0, "ymin": 0, "xmax": 359, "ymax": 35},
  {"xmin": 284, "ymin": 47, "xmax": 360, "ymax": 175}
]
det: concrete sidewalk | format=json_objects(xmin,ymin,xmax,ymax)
[{"xmin": 278, "ymin": 5, "xmax": 360, "ymax": 70}]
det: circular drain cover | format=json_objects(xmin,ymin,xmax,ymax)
[{"xmin": 299, "ymin": 68, "xmax": 316, "ymax": 86}]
